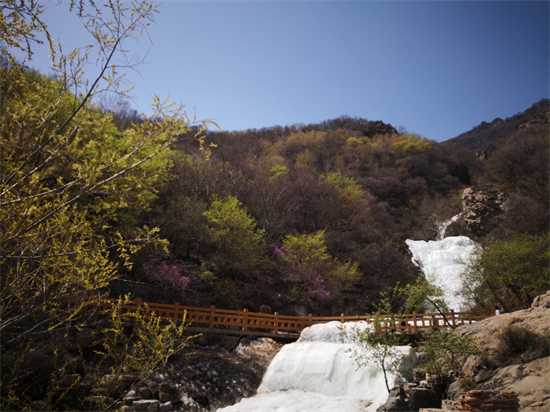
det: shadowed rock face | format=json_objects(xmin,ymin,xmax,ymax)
[
  {"xmin": 453, "ymin": 291, "xmax": 550, "ymax": 412},
  {"xmin": 461, "ymin": 186, "xmax": 507, "ymax": 238}
]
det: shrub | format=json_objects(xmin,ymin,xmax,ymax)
[{"xmin": 494, "ymin": 325, "xmax": 550, "ymax": 366}]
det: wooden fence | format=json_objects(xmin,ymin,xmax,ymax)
[{"xmin": 95, "ymin": 298, "xmax": 495, "ymax": 336}]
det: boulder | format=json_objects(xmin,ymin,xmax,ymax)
[
  {"xmin": 158, "ymin": 401, "xmax": 173, "ymax": 412},
  {"xmin": 138, "ymin": 386, "xmax": 153, "ymax": 399},
  {"xmin": 531, "ymin": 292, "xmax": 550, "ymax": 309},
  {"xmin": 158, "ymin": 383, "xmax": 179, "ymax": 403},
  {"xmin": 446, "ymin": 380, "xmax": 467, "ymax": 401},
  {"xmin": 133, "ymin": 399, "xmax": 160, "ymax": 412},
  {"xmin": 377, "ymin": 386, "xmax": 409, "ymax": 412},
  {"xmin": 260, "ymin": 305, "xmax": 272, "ymax": 314},
  {"xmin": 409, "ymin": 387, "xmax": 442, "ymax": 411}
]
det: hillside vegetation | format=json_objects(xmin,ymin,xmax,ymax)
[
  {"xmin": 127, "ymin": 101, "xmax": 549, "ymax": 316},
  {"xmin": 1, "ymin": 2, "xmax": 548, "ymax": 409}
]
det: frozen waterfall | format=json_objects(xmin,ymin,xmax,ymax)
[
  {"xmin": 218, "ymin": 321, "xmax": 411, "ymax": 412},
  {"xmin": 406, "ymin": 236, "xmax": 480, "ymax": 311}
]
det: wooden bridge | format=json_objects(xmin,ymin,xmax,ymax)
[{"xmin": 96, "ymin": 298, "xmax": 495, "ymax": 340}]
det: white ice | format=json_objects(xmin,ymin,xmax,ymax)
[
  {"xmin": 436, "ymin": 213, "xmax": 462, "ymax": 240},
  {"xmin": 406, "ymin": 235, "xmax": 480, "ymax": 312},
  {"xmin": 218, "ymin": 321, "xmax": 411, "ymax": 412}
]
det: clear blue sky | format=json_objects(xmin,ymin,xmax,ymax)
[{"xmin": 25, "ymin": 1, "xmax": 550, "ymax": 142}]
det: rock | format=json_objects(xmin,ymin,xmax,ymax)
[
  {"xmin": 158, "ymin": 383, "xmax": 179, "ymax": 403},
  {"xmin": 180, "ymin": 393, "xmax": 205, "ymax": 412},
  {"xmin": 446, "ymin": 380, "xmax": 467, "ymax": 401},
  {"xmin": 90, "ymin": 396, "xmax": 115, "ymax": 409},
  {"xmin": 235, "ymin": 337, "xmax": 283, "ymax": 370},
  {"xmin": 158, "ymin": 391, "xmax": 169, "ymax": 403},
  {"xmin": 192, "ymin": 393, "xmax": 210, "ymax": 409},
  {"xmin": 260, "ymin": 305, "xmax": 272, "ymax": 314},
  {"xmin": 455, "ymin": 292, "xmax": 550, "ymax": 411},
  {"xmin": 117, "ymin": 374, "xmax": 140, "ymax": 389},
  {"xmin": 531, "ymin": 290, "xmax": 550, "ymax": 309},
  {"xmin": 376, "ymin": 385, "xmax": 409, "ymax": 412},
  {"xmin": 455, "ymin": 294, "xmax": 550, "ymax": 356},
  {"xmin": 476, "ymin": 144, "xmax": 496, "ymax": 160},
  {"xmin": 124, "ymin": 389, "xmax": 141, "ymax": 402},
  {"xmin": 473, "ymin": 369, "xmax": 494, "ymax": 383},
  {"xmin": 403, "ymin": 383, "xmax": 418, "ymax": 395},
  {"xmin": 159, "ymin": 401, "xmax": 173, "ymax": 411},
  {"xmin": 442, "ymin": 399, "xmax": 459, "ymax": 410},
  {"xmin": 426, "ymin": 372, "xmax": 443, "ymax": 387},
  {"xmin": 461, "ymin": 355, "xmax": 485, "ymax": 380},
  {"xmin": 219, "ymin": 335, "xmax": 240, "ymax": 350},
  {"xmin": 133, "ymin": 399, "xmax": 160, "ymax": 412},
  {"xmin": 476, "ymin": 357, "xmax": 550, "ymax": 412},
  {"xmin": 138, "ymin": 386, "xmax": 153, "ymax": 399},
  {"xmin": 409, "ymin": 387, "xmax": 442, "ymax": 411},
  {"xmin": 461, "ymin": 186, "xmax": 507, "ymax": 238},
  {"xmin": 454, "ymin": 390, "xmax": 519, "ymax": 411}
]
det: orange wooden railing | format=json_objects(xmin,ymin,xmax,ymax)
[{"xmin": 94, "ymin": 298, "xmax": 495, "ymax": 335}]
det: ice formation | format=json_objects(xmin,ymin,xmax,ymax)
[
  {"xmin": 406, "ymin": 235, "xmax": 480, "ymax": 311},
  {"xmin": 436, "ymin": 213, "xmax": 462, "ymax": 240},
  {"xmin": 218, "ymin": 321, "xmax": 411, "ymax": 412}
]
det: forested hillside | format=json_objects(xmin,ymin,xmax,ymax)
[
  {"xmin": 447, "ymin": 99, "xmax": 549, "ymax": 154},
  {"xmin": 123, "ymin": 100, "xmax": 548, "ymax": 317}
]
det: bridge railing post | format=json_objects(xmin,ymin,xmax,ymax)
[
  {"xmin": 413, "ymin": 312, "xmax": 418, "ymax": 334},
  {"xmin": 340, "ymin": 313, "xmax": 345, "ymax": 323},
  {"xmin": 450, "ymin": 309, "xmax": 456, "ymax": 328},
  {"xmin": 274, "ymin": 312, "xmax": 279, "ymax": 334},
  {"xmin": 209, "ymin": 305, "xmax": 215, "ymax": 328},
  {"xmin": 242, "ymin": 308, "xmax": 248, "ymax": 331},
  {"xmin": 308, "ymin": 314, "xmax": 312, "ymax": 327}
]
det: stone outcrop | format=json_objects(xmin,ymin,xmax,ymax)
[
  {"xmin": 376, "ymin": 386, "xmax": 409, "ymax": 412},
  {"xmin": 446, "ymin": 390, "xmax": 519, "ymax": 411},
  {"xmin": 473, "ymin": 358, "xmax": 550, "ymax": 412},
  {"xmin": 475, "ymin": 144, "xmax": 495, "ymax": 160},
  {"xmin": 461, "ymin": 186, "xmax": 507, "ymax": 238},
  {"xmin": 452, "ymin": 291, "xmax": 550, "ymax": 411},
  {"xmin": 455, "ymin": 291, "xmax": 550, "ymax": 356}
]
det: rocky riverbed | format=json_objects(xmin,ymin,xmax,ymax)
[{"xmin": 115, "ymin": 337, "xmax": 283, "ymax": 412}]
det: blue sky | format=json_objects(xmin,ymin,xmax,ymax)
[{"xmin": 24, "ymin": 1, "xmax": 550, "ymax": 142}]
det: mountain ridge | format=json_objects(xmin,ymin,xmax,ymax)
[{"xmin": 444, "ymin": 99, "xmax": 549, "ymax": 153}]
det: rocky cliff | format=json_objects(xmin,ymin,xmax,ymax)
[{"xmin": 451, "ymin": 291, "xmax": 550, "ymax": 411}]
